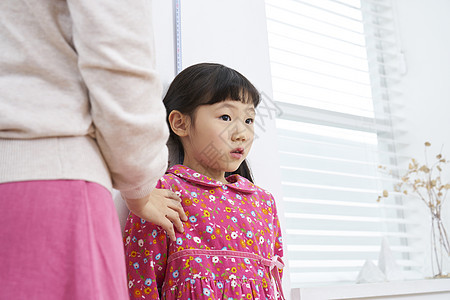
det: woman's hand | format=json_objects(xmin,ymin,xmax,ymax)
[{"xmin": 124, "ymin": 189, "xmax": 187, "ymax": 241}]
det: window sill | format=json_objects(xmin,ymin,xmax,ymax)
[{"xmin": 291, "ymin": 278, "xmax": 450, "ymax": 300}]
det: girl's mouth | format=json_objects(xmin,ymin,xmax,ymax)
[{"xmin": 230, "ymin": 147, "xmax": 244, "ymax": 159}]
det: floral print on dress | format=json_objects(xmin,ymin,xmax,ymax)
[{"xmin": 124, "ymin": 165, "xmax": 284, "ymax": 299}]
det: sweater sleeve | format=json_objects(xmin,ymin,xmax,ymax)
[{"xmin": 67, "ymin": 0, "xmax": 168, "ymax": 199}]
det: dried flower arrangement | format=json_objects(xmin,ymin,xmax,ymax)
[{"xmin": 377, "ymin": 142, "xmax": 450, "ymax": 278}]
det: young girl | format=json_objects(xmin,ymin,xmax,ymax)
[{"xmin": 124, "ymin": 63, "xmax": 284, "ymax": 300}]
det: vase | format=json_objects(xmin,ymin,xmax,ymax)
[{"xmin": 430, "ymin": 215, "xmax": 450, "ymax": 278}]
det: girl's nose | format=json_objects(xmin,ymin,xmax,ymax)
[{"xmin": 231, "ymin": 120, "xmax": 248, "ymax": 141}]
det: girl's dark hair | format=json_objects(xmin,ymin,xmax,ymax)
[{"xmin": 163, "ymin": 63, "xmax": 260, "ymax": 183}]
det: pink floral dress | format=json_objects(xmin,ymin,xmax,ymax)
[{"xmin": 124, "ymin": 165, "xmax": 284, "ymax": 300}]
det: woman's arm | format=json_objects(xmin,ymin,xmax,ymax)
[{"xmin": 67, "ymin": 0, "xmax": 168, "ymax": 200}]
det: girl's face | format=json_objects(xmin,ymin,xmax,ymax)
[{"xmin": 181, "ymin": 99, "xmax": 255, "ymax": 182}]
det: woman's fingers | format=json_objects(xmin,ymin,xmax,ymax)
[
  {"xmin": 126, "ymin": 188, "xmax": 188, "ymax": 240},
  {"xmin": 164, "ymin": 190, "xmax": 181, "ymax": 201},
  {"xmin": 165, "ymin": 208, "xmax": 185, "ymax": 235},
  {"xmin": 167, "ymin": 200, "xmax": 188, "ymax": 222},
  {"xmin": 163, "ymin": 190, "xmax": 188, "ymax": 222},
  {"xmin": 158, "ymin": 217, "xmax": 177, "ymax": 241}
]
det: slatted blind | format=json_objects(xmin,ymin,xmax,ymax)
[{"xmin": 265, "ymin": 0, "xmax": 421, "ymax": 286}]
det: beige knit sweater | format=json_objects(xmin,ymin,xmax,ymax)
[{"xmin": 0, "ymin": 0, "xmax": 169, "ymax": 199}]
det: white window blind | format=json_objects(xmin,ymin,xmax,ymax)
[{"xmin": 265, "ymin": 0, "xmax": 421, "ymax": 286}]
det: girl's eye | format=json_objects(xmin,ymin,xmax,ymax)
[
  {"xmin": 220, "ymin": 115, "xmax": 231, "ymax": 121},
  {"xmin": 245, "ymin": 118, "xmax": 254, "ymax": 125}
]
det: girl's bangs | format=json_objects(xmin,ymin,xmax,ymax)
[{"xmin": 206, "ymin": 83, "xmax": 260, "ymax": 108}]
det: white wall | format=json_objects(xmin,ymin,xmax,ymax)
[
  {"xmin": 152, "ymin": 1, "xmax": 176, "ymax": 88},
  {"xmin": 393, "ymin": 0, "xmax": 450, "ymax": 156},
  {"xmin": 392, "ymin": 0, "xmax": 450, "ymax": 276}
]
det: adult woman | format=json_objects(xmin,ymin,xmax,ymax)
[{"xmin": 0, "ymin": 1, "xmax": 185, "ymax": 299}]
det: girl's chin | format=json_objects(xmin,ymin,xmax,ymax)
[
  {"xmin": 224, "ymin": 163, "xmax": 245, "ymax": 173},
  {"xmin": 196, "ymin": 158, "xmax": 245, "ymax": 174}
]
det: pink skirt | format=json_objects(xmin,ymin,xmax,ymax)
[{"xmin": 0, "ymin": 180, "xmax": 128, "ymax": 300}]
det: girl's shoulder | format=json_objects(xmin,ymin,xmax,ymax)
[
  {"xmin": 229, "ymin": 175, "xmax": 277, "ymax": 207},
  {"xmin": 234, "ymin": 175, "xmax": 274, "ymax": 198},
  {"xmin": 157, "ymin": 171, "xmax": 185, "ymax": 189},
  {"xmin": 251, "ymin": 183, "xmax": 276, "ymax": 203}
]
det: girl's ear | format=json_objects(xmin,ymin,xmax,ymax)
[{"xmin": 168, "ymin": 110, "xmax": 190, "ymax": 137}]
